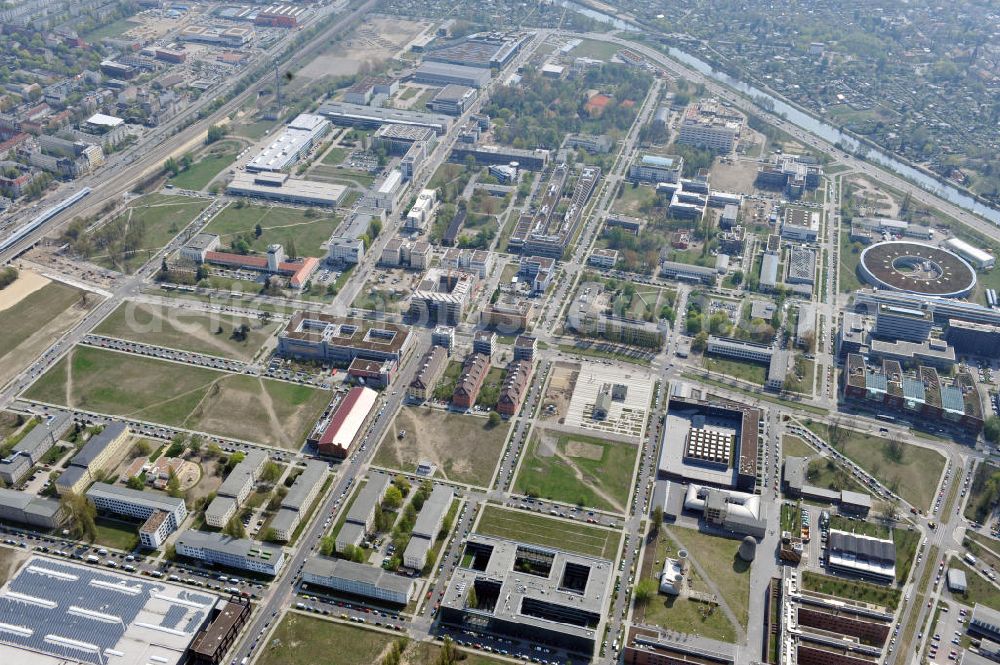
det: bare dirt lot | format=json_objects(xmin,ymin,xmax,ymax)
[
  {"xmin": 540, "ymin": 362, "xmax": 580, "ymax": 424},
  {"xmin": 0, "ymin": 269, "xmax": 50, "ymax": 311},
  {"xmin": 373, "ymin": 406, "xmax": 510, "ymax": 487},
  {"xmin": 296, "ymin": 17, "xmax": 429, "ymax": 79},
  {"xmin": 710, "ymin": 158, "xmax": 762, "ymax": 194}
]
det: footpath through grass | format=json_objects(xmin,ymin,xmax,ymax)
[{"xmin": 667, "ymin": 526, "xmax": 750, "ymax": 628}]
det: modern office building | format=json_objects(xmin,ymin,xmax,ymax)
[
  {"xmin": 677, "ymin": 98, "xmax": 744, "ymax": 152},
  {"xmin": 372, "ymin": 124, "xmax": 436, "ymax": 155},
  {"xmin": 786, "ymin": 246, "xmax": 816, "ymax": 285},
  {"xmin": 302, "ymin": 557, "xmax": 415, "ymax": 605},
  {"xmin": 970, "ymin": 604, "xmax": 1000, "ymax": 642},
  {"xmin": 56, "ymin": 422, "xmax": 131, "ymax": 495},
  {"xmin": 427, "ymin": 84, "xmax": 478, "ymax": 115},
  {"xmin": 318, "ymin": 101, "xmax": 452, "ymax": 135},
  {"xmin": 783, "ymin": 456, "xmax": 872, "ymax": 516},
  {"xmin": 624, "ymin": 626, "xmax": 736, "ymax": 665},
  {"xmin": 781, "ymin": 207, "xmax": 820, "ymax": 242},
  {"xmin": 628, "ymin": 153, "xmax": 683, "ymax": 183},
  {"xmin": 449, "ymin": 144, "xmax": 549, "ymax": 171},
  {"xmin": 175, "ymin": 530, "xmax": 286, "ymax": 576},
  {"xmin": 659, "ymin": 260, "xmax": 717, "ymax": 285},
  {"xmin": 327, "ymin": 236, "xmax": 365, "ymax": 265},
  {"xmin": 439, "ymin": 535, "xmax": 613, "ymax": 656},
  {"xmin": 873, "ymin": 304, "xmax": 934, "ymax": 342},
  {"xmin": 246, "ymin": 113, "xmax": 329, "ymax": 172},
  {"xmin": 588, "ymin": 248, "xmax": 619, "ymax": 269},
  {"xmin": 269, "ymin": 460, "xmax": 327, "ymax": 541},
  {"xmin": 674, "ymin": 483, "xmax": 767, "ymax": 538},
  {"xmin": 405, "ymin": 188, "xmax": 437, "ymax": 231},
  {"xmin": 411, "ymin": 62, "xmax": 492, "ymax": 88},
  {"xmin": 946, "ymin": 320, "xmax": 1000, "ymax": 356},
  {"xmin": 402, "ymin": 484, "xmax": 454, "ymax": 569},
  {"xmin": 277, "ymin": 313, "xmax": 413, "ymax": 365},
  {"xmin": 408, "ymin": 268, "xmax": 476, "ymax": 326},
  {"xmin": 86, "ymin": 484, "xmax": 188, "ymax": 548},
  {"xmin": 336, "ymin": 474, "xmax": 391, "ymax": 553},
  {"xmin": 227, "ymin": 172, "xmax": 347, "ymax": 207}
]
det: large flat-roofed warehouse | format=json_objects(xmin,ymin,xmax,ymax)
[
  {"xmin": 302, "ymin": 556, "xmax": 415, "ymax": 605},
  {"xmin": 277, "ymin": 313, "xmax": 413, "ymax": 365},
  {"xmin": 312, "ymin": 386, "xmax": 378, "ymax": 459},
  {"xmin": 424, "ymin": 33, "xmax": 525, "ymax": 68},
  {"xmin": 826, "ymin": 530, "xmax": 896, "ymax": 584},
  {"xmin": 658, "ymin": 397, "xmax": 760, "ymax": 491},
  {"xmin": 317, "ymin": 101, "xmax": 452, "ymax": 135},
  {"xmin": 246, "ymin": 113, "xmax": 329, "ymax": 172},
  {"xmin": 0, "ymin": 555, "xmax": 219, "ymax": 665},
  {"xmin": 438, "ymin": 535, "xmax": 613, "ymax": 656},
  {"xmin": 227, "ymin": 172, "xmax": 347, "ymax": 207},
  {"xmin": 411, "ymin": 61, "xmax": 492, "ymax": 88}
]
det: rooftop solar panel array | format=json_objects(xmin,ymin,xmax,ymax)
[{"xmin": 0, "ymin": 557, "xmax": 213, "ymax": 665}]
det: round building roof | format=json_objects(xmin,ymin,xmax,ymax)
[{"xmin": 858, "ymin": 241, "xmax": 977, "ymax": 298}]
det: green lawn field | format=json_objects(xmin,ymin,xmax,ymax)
[
  {"xmin": 25, "ymin": 346, "xmax": 329, "ymax": 449},
  {"xmin": 95, "ymin": 301, "xmax": 279, "ymax": 361},
  {"xmin": 475, "ymin": 505, "xmax": 621, "ymax": 560},
  {"xmin": 667, "ymin": 527, "xmax": 750, "ymax": 627},
  {"xmin": 168, "ymin": 140, "xmax": 242, "ymax": 190},
  {"xmin": 203, "ymin": 203, "xmax": 340, "ymax": 257},
  {"xmin": 513, "ymin": 431, "xmax": 637, "ymax": 513}
]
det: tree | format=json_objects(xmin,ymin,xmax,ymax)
[
  {"xmin": 650, "ymin": 506, "xmax": 663, "ymax": 535},
  {"xmin": 436, "ymin": 637, "xmax": 460, "ymax": 665},
  {"xmin": 261, "ymin": 461, "xmax": 282, "ymax": 483},
  {"xmin": 393, "ymin": 474, "xmax": 411, "ymax": 496},
  {"xmin": 224, "ymin": 516, "xmax": 246, "ymax": 539},
  {"xmin": 254, "ymin": 223, "xmax": 263, "ymax": 238},
  {"xmin": 167, "ymin": 470, "xmax": 182, "ymax": 498},
  {"xmin": 634, "ymin": 578, "xmax": 658, "ymax": 605},
  {"xmin": 133, "ymin": 440, "xmax": 152, "ymax": 457},
  {"xmin": 383, "ymin": 486, "xmax": 403, "ymax": 510},
  {"xmin": 985, "ymin": 416, "xmax": 1000, "ymax": 445},
  {"xmin": 692, "ymin": 331, "xmax": 709, "ymax": 352},
  {"xmin": 60, "ymin": 492, "xmax": 96, "ymax": 541},
  {"xmin": 488, "ymin": 411, "xmax": 502, "ymax": 427},
  {"xmin": 127, "ymin": 475, "xmax": 145, "ymax": 490},
  {"xmin": 206, "ymin": 125, "xmax": 225, "ymax": 144},
  {"xmin": 885, "ymin": 435, "xmax": 904, "ymax": 463},
  {"xmin": 730, "ymin": 269, "xmax": 744, "ymax": 286},
  {"xmin": 286, "ymin": 238, "xmax": 298, "ymax": 259},
  {"xmin": 828, "ymin": 418, "xmax": 846, "ymax": 449}
]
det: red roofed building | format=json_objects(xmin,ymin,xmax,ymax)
[
  {"xmin": 313, "ymin": 387, "xmax": 379, "ymax": 458},
  {"xmin": 202, "ymin": 246, "xmax": 319, "ymax": 290},
  {"xmin": 452, "ymin": 353, "xmax": 490, "ymax": 410},
  {"xmin": 496, "ymin": 359, "xmax": 532, "ymax": 417}
]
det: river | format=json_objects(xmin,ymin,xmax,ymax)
[{"xmin": 556, "ymin": 0, "xmax": 1000, "ymax": 225}]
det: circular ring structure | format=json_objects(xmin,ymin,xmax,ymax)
[{"xmin": 858, "ymin": 240, "xmax": 977, "ymax": 298}]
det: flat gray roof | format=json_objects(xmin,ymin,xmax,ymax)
[
  {"xmin": 345, "ymin": 474, "xmax": 390, "ymax": 525},
  {"xmin": 303, "ymin": 556, "xmax": 414, "ymax": 596},
  {"xmin": 74, "ymin": 422, "xmax": 128, "ymax": 467},
  {"xmin": 412, "ymin": 485, "xmax": 453, "ymax": 538},
  {"xmin": 0, "ymin": 488, "xmax": 61, "ymax": 517},
  {"xmin": 217, "ymin": 450, "xmax": 267, "ymax": 498},
  {"xmin": 86, "ymin": 483, "xmax": 186, "ymax": 512},
  {"xmin": 13, "ymin": 413, "xmax": 71, "ymax": 461},
  {"xmin": 175, "ymin": 530, "xmax": 283, "ymax": 559},
  {"xmin": 282, "ymin": 461, "xmax": 327, "ymax": 512}
]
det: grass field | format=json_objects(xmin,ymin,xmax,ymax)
[
  {"xmin": 94, "ymin": 517, "xmax": 140, "ymax": 551},
  {"xmin": 0, "ymin": 281, "xmax": 89, "ymax": 387},
  {"xmin": 513, "ymin": 431, "xmax": 637, "ymax": 513},
  {"xmin": 373, "ymin": 407, "xmax": 509, "ymax": 488},
  {"xmin": 668, "ymin": 527, "xmax": 750, "ymax": 627},
  {"xmin": 92, "ymin": 193, "xmax": 212, "ymax": 273},
  {"xmin": 782, "ymin": 435, "xmax": 815, "ymax": 458},
  {"xmin": 475, "ymin": 505, "xmax": 621, "ymax": 560},
  {"xmin": 25, "ymin": 346, "xmax": 329, "ymax": 449},
  {"xmin": 806, "ymin": 422, "xmax": 946, "ymax": 510},
  {"xmin": 204, "ymin": 203, "xmax": 339, "ymax": 258},
  {"xmin": 947, "ymin": 561, "xmax": 1000, "ymax": 611},
  {"xmin": 95, "ymin": 301, "xmax": 279, "ymax": 361},
  {"xmin": 806, "ymin": 456, "xmax": 871, "ymax": 495},
  {"xmin": 82, "ymin": 16, "xmax": 137, "ymax": 40},
  {"xmin": 258, "ymin": 614, "xmax": 507, "ymax": 665},
  {"xmin": 321, "ymin": 146, "xmax": 348, "ymax": 166},
  {"xmin": 893, "ymin": 528, "xmax": 921, "ymax": 585},
  {"xmin": 635, "ymin": 527, "xmax": 737, "ymax": 641},
  {"xmin": 168, "ymin": 140, "xmax": 241, "ymax": 191},
  {"xmin": 570, "ymin": 38, "xmax": 622, "ymax": 60},
  {"xmin": 801, "ymin": 571, "xmax": 901, "ymax": 609},
  {"xmin": 704, "ymin": 356, "xmax": 766, "ymax": 385},
  {"xmin": 235, "ymin": 119, "xmax": 279, "ymax": 141},
  {"xmin": 839, "ymin": 229, "xmax": 864, "ymax": 293}
]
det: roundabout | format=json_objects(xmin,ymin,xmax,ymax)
[{"xmin": 858, "ymin": 240, "xmax": 977, "ymax": 298}]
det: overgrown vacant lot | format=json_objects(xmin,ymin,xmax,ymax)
[
  {"xmin": 513, "ymin": 431, "xmax": 637, "ymax": 513},
  {"xmin": 25, "ymin": 346, "xmax": 329, "ymax": 448},
  {"xmin": 95, "ymin": 301, "xmax": 279, "ymax": 361},
  {"xmin": 203, "ymin": 203, "xmax": 340, "ymax": 257},
  {"xmin": 373, "ymin": 407, "xmax": 509, "ymax": 487}
]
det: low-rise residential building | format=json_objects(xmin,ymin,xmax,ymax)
[
  {"xmin": 269, "ymin": 460, "xmax": 328, "ymax": 541},
  {"xmin": 56, "ymin": 422, "xmax": 131, "ymax": 495},
  {"xmin": 336, "ymin": 474, "xmax": 390, "ymax": 553},
  {"xmin": 85, "ymin": 484, "xmax": 188, "ymax": 549},
  {"xmin": 0, "ymin": 413, "xmax": 71, "ymax": 486},
  {"xmin": 407, "ymin": 346, "xmax": 448, "ymax": 402},
  {"xmin": 452, "ymin": 353, "xmax": 490, "ymax": 409},
  {"xmin": 497, "ymin": 359, "xmax": 532, "ymax": 417},
  {"xmin": 0, "ymin": 488, "xmax": 64, "ymax": 528},
  {"xmin": 205, "ymin": 450, "xmax": 267, "ymax": 528},
  {"xmin": 402, "ymin": 484, "xmax": 454, "ymax": 569},
  {"xmin": 175, "ymin": 531, "xmax": 285, "ymax": 576},
  {"xmin": 302, "ymin": 556, "xmax": 415, "ymax": 604}
]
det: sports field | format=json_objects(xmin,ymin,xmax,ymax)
[
  {"xmin": 513, "ymin": 431, "xmax": 637, "ymax": 513},
  {"xmin": 0, "ymin": 280, "xmax": 92, "ymax": 389},
  {"xmin": 24, "ymin": 346, "xmax": 329, "ymax": 448},
  {"xmin": 374, "ymin": 407, "xmax": 509, "ymax": 487},
  {"xmin": 95, "ymin": 301, "xmax": 279, "ymax": 361},
  {"xmin": 203, "ymin": 203, "xmax": 339, "ymax": 257},
  {"xmin": 475, "ymin": 505, "xmax": 621, "ymax": 560}
]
